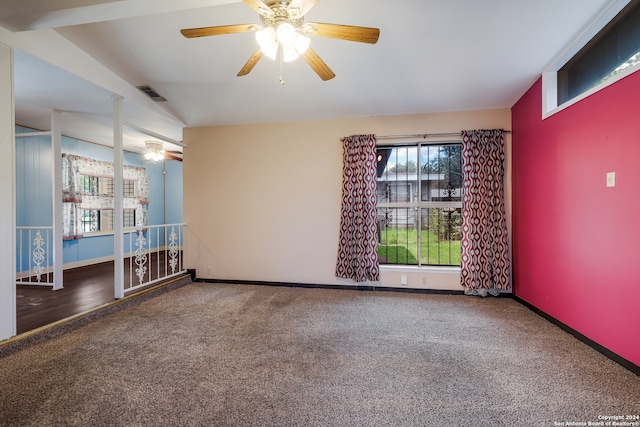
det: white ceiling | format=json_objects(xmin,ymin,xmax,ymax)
[{"xmin": 0, "ymin": 0, "xmax": 619, "ymax": 153}]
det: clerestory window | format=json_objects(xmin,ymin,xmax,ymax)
[{"xmin": 547, "ymin": 0, "xmax": 640, "ymax": 114}]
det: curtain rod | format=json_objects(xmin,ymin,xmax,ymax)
[
  {"xmin": 341, "ymin": 130, "xmax": 512, "ymax": 141},
  {"xmin": 378, "ymin": 132, "xmax": 462, "ymax": 140}
]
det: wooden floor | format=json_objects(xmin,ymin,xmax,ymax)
[
  {"xmin": 16, "ymin": 253, "xmax": 184, "ymax": 334},
  {"xmin": 17, "ymin": 262, "xmax": 116, "ymax": 334}
]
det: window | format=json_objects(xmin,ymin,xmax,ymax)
[
  {"xmin": 376, "ymin": 143, "xmax": 462, "ymax": 266},
  {"xmin": 78, "ymin": 175, "xmax": 139, "ymax": 233},
  {"xmin": 80, "ymin": 209, "xmax": 136, "ymax": 233},
  {"xmin": 62, "ymin": 154, "xmax": 149, "ymax": 240},
  {"xmin": 545, "ymin": 0, "xmax": 640, "ymax": 114},
  {"xmin": 558, "ymin": 0, "xmax": 640, "ymax": 105}
]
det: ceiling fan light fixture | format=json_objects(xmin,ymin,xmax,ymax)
[
  {"xmin": 281, "ymin": 43, "xmax": 299, "ymax": 62},
  {"xmin": 276, "ymin": 22, "xmax": 297, "ymax": 46},
  {"xmin": 181, "ymin": 0, "xmax": 379, "ymax": 81},
  {"xmin": 257, "ymin": 22, "xmax": 308, "ymax": 62},
  {"xmin": 262, "ymin": 43, "xmax": 279, "ymax": 60},
  {"xmin": 255, "ymin": 27, "xmax": 275, "ymax": 47},
  {"xmin": 255, "ymin": 27, "xmax": 278, "ymax": 59},
  {"xmin": 144, "ymin": 140, "xmax": 165, "ymax": 162},
  {"xmin": 294, "ymin": 33, "xmax": 310, "ymax": 54}
]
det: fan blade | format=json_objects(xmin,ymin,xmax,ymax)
[
  {"xmin": 238, "ymin": 49, "xmax": 264, "ymax": 76},
  {"xmin": 300, "ymin": 47, "xmax": 335, "ymax": 81},
  {"xmin": 243, "ymin": 0, "xmax": 274, "ymax": 17},
  {"xmin": 181, "ymin": 24, "xmax": 256, "ymax": 38},
  {"xmin": 302, "ymin": 22, "xmax": 380, "ymax": 44},
  {"xmin": 287, "ymin": 0, "xmax": 317, "ymax": 19}
]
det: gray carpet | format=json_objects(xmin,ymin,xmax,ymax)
[{"xmin": 0, "ymin": 283, "xmax": 638, "ymax": 426}]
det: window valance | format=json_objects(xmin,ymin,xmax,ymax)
[{"xmin": 62, "ymin": 154, "xmax": 148, "ymax": 207}]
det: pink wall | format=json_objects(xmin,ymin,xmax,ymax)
[{"xmin": 511, "ymin": 71, "xmax": 640, "ymax": 367}]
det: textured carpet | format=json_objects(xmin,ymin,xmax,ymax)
[{"xmin": 0, "ymin": 283, "xmax": 638, "ymax": 426}]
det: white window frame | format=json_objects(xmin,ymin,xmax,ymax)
[
  {"xmin": 376, "ymin": 142, "xmax": 462, "ymax": 267},
  {"xmin": 542, "ymin": 0, "xmax": 639, "ymax": 118}
]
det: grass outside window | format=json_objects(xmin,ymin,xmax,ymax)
[{"xmin": 378, "ymin": 228, "xmax": 461, "ymax": 266}]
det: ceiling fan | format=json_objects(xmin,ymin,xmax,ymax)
[{"xmin": 180, "ymin": 0, "xmax": 380, "ymax": 82}]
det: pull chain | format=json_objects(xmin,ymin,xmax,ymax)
[{"xmin": 278, "ymin": 43, "xmax": 285, "ymax": 85}]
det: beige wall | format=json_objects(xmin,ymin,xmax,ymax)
[{"xmin": 183, "ymin": 109, "xmax": 511, "ymax": 290}]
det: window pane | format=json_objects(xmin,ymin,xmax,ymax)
[
  {"xmin": 100, "ymin": 210, "xmax": 114, "ymax": 231},
  {"xmin": 79, "ymin": 175, "xmax": 136, "ymax": 197},
  {"xmin": 376, "ymin": 146, "xmax": 419, "ymax": 203},
  {"xmin": 420, "ymin": 207, "xmax": 461, "ymax": 266},
  {"xmin": 376, "ymin": 207, "xmax": 461, "ymax": 266},
  {"xmin": 557, "ymin": 0, "xmax": 640, "ymax": 104},
  {"xmin": 99, "ymin": 177, "xmax": 114, "ymax": 194},
  {"xmin": 81, "ymin": 209, "xmax": 98, "ymax": 232},
  {"xmin": 123, "ymin": 210, "xmax": 136, "ymax": 228},
  {"xmin": 124, "ymin": 180, "xmax": 136, "ymax": 197},
  {"xmin": 420, "ymin": 144, "xmax": 462, "ymax": 202},
  {"xmin": 79, "ymin": 209, "xmax": 137, "ymax": 232},
  {"xmin": 377, "ymin": 207, "xmax": 419, "ymax": 265},
  {"xmin": 80, "ymin": 175, "xmax": 99, "ymax": 194}
]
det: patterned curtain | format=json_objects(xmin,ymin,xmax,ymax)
[
  {"xmin": 460, "ymin": 129, "xmax": 510, "ymax": 296},
  {"xmin": 62, "ymin": 154, "xmax": 84, "ymax": 240},
  {"xmin": 335, "ymin": 135, "xmax": 380, "ymax": 283},
  {"xmin": 62, "ymin": 154, "xmax": 149, "ymax": 240}
]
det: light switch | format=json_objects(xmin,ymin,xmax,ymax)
[{"xmin": 606, "ymin": 172, "xmax": 616, "ymax": 187}]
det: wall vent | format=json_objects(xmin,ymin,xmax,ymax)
[{"xmin": 136, "ymin": 85, "xmax": 168, "ymax": 102}]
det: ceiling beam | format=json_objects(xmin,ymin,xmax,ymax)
[
  {"xmin": 0, "ymin": 24, "xmax": 186, "ymax": 138},
  {"xmin": 0, "ymin": 0, "xmax": 241, "ymax": 31},
  {"xmin": 0, "ymin": 25, "xmax": 176, "ymax": 119}
]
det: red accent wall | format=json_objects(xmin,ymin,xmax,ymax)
[{"xmin": 512, "ymin": 71, "xmax": 640, "ymax": 367}]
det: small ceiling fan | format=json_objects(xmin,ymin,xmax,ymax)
[{"xmin": 180, "ymin": 0, "xmax": 380, "ymax": 82}]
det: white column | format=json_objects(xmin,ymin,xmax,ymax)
[
  {"xmin": 0, "ymin": 43, "xmax": 16, "ymax": 340},
  {"xmin": 51, "ymin": 109, "xmax": 63, "ymax": 290},
  {"xmin": 113, "ymin": 96, "xmax": 124, "ymax": 299}
]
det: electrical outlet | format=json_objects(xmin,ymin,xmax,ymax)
[
  {"xmin": 422, "ymin": 276, "xmax": 428, "ymax": 285},
  {"xmin": 606, "ymin": 172, "xmax": 615, "ymax": 187},
  {"xmin": 207, "ymin": 267, "xmax": 211, "ymax": 275},
  {"xmin": 400, "ymin": 275, "xmax": 408, "ymax": 286}
]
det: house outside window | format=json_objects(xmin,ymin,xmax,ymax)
[{"xmin": 376, "ymin": 143, "xmax": 462, "ymax": 266}]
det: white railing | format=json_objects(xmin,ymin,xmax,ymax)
[
  {"xmin": 124, "ymin": 223, "xmax": 186, "ymax": 293},
  {"xmin": 16, "ymin": 226, "xmax": 54, "ymax": 286}
]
